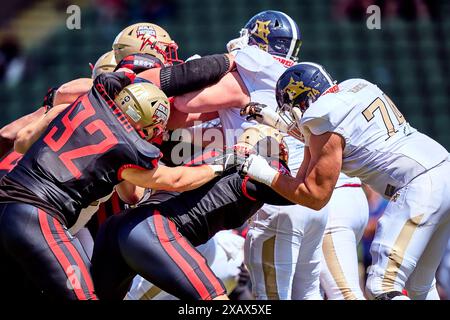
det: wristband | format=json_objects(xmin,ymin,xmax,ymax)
[{"xmin": 255, "ymin": 166, "xmax": 278, "ymax": 186}]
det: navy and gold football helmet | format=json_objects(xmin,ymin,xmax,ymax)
[
  {"xmin": 242, "ymin": 10, "xmax": 302, "ymax": 63},
  {"xmin": 275, "ymin": 62, "xmax": 336, "ymax": 139}
]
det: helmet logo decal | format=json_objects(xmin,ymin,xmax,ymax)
[
  {"xmin": 251, "ymin": 20, "xmax": 271, "ymax": 44},
  {"xmin": 284, "ymin": 77, "xmax": 320, "ymax": 101},
  {"xmin": 154, "ymin": 103, "xmax": 169, "ymax": 124},
  {"xmin": 126, "ymin": 106, "xmax": 142, "ymax": 123},
  {"xmin": 136, "ymin": 25, "xmax": 157, "ymax": 51},
  {"xmin": 136, "ymin": 25, "xmax": 156, "ymax": 38}
]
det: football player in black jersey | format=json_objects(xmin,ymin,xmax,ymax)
[
  {"xmin": 91, "ymin": 124, "xmax": 294, "ymax": 300},
  {"xmin": 0, "ymin": 70, "xmax": 227, "ymax": 300}
]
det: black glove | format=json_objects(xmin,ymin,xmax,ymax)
[
  {"xmin": 240, "ymin": 102, "xmax": 268, "ymax": 122},
  {"xmin": 42, "ymin": 86, "xmax": 59, "ymax": 112}
]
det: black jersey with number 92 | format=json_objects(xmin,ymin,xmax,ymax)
[{"xmin": 0, "ymin": 72, "xmax": 161, "ymax": 227}]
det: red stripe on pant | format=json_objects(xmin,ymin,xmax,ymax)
[
  {"xmin": 153, "ymin": 211, "xmax": 212, "ymax": 300},
  {"xmin": 167, "ymin": 221, "xmax": 225, "ymax": 297},
  {"xmin": 38, "ymin": 210, "xmax": 88, "ymax": 300},
  {"xmin": 111, "ymin": 192, "xmax": 121, "ymax": 215},
  {"xmin": 51, "ymin": 216, "xmax": 97, "ymax": 300},
  {"xmin": 97, "ymin": 204, "xmax": 107, "ymax": 226}
]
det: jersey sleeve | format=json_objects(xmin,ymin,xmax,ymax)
[
  {"xmin": 235, "ymin": 46, "xmax": 285, "ymax": 99},
  {"xmin": 118, "ymin": 139, "xmax": 162, "ymax": 180},
  {"xmin": 133, "ymin": 138, "xmax": 162, "ymax": 170},
  {"xmin": 235, "ymin": 46, "xmax": 274, "ymax": 73},
  {"xmin": 300, "ymin": 94, "xmax": 352, "ymax": 141}
]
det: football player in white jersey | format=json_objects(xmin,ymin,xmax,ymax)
[
  {"xmin": 241, "ymin": 62, "xmax": 450, "ymax": 300},
  {"xmin": 173, "ymin": 10, "xmax": 368, "ymax": 300}
]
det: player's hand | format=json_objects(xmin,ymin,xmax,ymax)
[
  {"xmin": 226, "ymin": 32, "xmax": 250, "ymax": 54},
  {"xmin": 240, "ymin": 154, "xmax": 278, "ymax": 186},
  {"xmin": 240, "ymin": 102, "xmax": 268, "ymax": 123}
]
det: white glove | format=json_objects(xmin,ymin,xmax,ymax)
[
  {"xmin": 241, "ymin": 154, "xmax": 278, "ymax": 186},
  {"xmin": 240, "ymin": 102, "xmax": 290, "ymax": 133},
  {"xmin": 226, "ymin": 30, "xmax": 250, "ymax": 54}
]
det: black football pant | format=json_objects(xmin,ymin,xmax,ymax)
[
  {"xmin": 0, "ymin": 202, "xmax": 97, "ymax": 300},
  {"xmin": 92, "ymin": 206, "xmax": 226, "ymax": 300}
]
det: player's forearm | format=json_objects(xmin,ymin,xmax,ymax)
[
  {"xmin": 153, "ymin": 165, "xmax": 217, "ymax": 192},
  {"xmin": 166, "ymin": 107, "xmax": 218, "ymax": 130},
  {"xmin": 123, "ymin": 165, "xmax": 219, "ymax": 192},
  {"xmin": 14, "ymin": 104, "xmax": 69, "ymax": 154},
  {"xmin": 0, "ymin": 107, "xmax": 46, "ymax": 145},
  {"xmin": 54, "ymin": 78, "xmax": 93, "ymax": 106},
  {"xmin": 270, "ymin": 173, "xmax": 329, "ymax": 210}
]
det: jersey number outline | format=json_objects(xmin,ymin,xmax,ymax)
[
  {"xmin": 0, "ymin": 151, "xmax": 23, "ymax": 172},
  {"xmin": 362, "ymin": 94, "xmax": 405, "ymax": 139},
  {"xmin": 43, "ymin": 95, "xmax": 118, "ymax": 179}
]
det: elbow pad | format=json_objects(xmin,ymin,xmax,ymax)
[{"xmin": 159, "ymin": 54, "xmax": 230, "ymax": 97}]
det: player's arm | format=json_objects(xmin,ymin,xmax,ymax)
[
  {"xmin": 53, "ymin": 78, "xmax": 93, "ymax": 106},
  {"xmin": 243, "ymin": 132, "xmax": 343, "ymax": 210},
  {"xmin": 115, "ymin": 181, "xmax": 145, "ymax": 205},
  {"xmin": 242, "ymin": 176, "xmax": 295, "ymax": 206},
  {"xmin": 0, "ymin": 107, "xmax": 47, "ymax": 157},
  {"xmin": 173, "ymin": 71, "xmax": 250, "ymax": 113},
  {"xmin": 120, "ymin": 164, "xmax": 221, "ymax": 193},
  {"xmin": 14, "ymin": 104, "xmax": 69, "ymax": 154},
  {"xmin": 167, "ymin": 107, "xmax": 219, "ymax": 130},
  {"xmin": 137, "ymin": 53, "xmax": 235, "ymax": 97}
]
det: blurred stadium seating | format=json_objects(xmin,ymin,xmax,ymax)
[{"xmin": 0, "ymin": 0, "xmax": 449, "ymax": 148}]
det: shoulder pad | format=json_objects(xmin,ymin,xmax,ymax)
[
  {"xmin": 134, "ymin": 137, "xmax": 162, "ymax": 159},
  {"xmin": 301, "ymin": 94, "xmax": 350, "ymax": 136}
]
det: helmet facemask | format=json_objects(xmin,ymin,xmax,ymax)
[
  {"xmin": 138, "ymin": 35, "xmax": 182, "ymax": 66},
  {"xmin": 276, "ymin": 103, "xmax": 305, "ymax": 142},
  {"xmin": 113, "ymin": 23, "xmax": 184, "ymax": 66}
]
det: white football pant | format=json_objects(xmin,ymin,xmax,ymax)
[
  {"xmin": 320, "ymin": 186, "xmax": 369, "ymax": 300},
  {"xmin": 244, "ymin": 202, "xmax": 328, "ymax": 300},
  {"xmin": 366, "ymin": 159, "xmax": 450, "ymax": 300}
]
